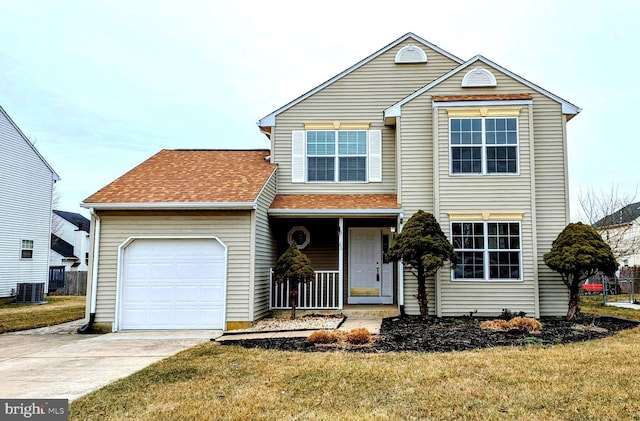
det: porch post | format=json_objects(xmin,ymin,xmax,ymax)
[
  {"xmin": 338, "ymin": 217, "xmax": 344, "ymax": 310},
  {"xmin": 397, "ymin": 216, "xmax": 404, "ymax": 313}
]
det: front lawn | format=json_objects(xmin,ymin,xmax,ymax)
[
  {"xmin": 71, "ymin": 299, "xmax": 640, "ymax": 420},
  {"xmin": 0, "ymin": 296, "xmax": 86, "ymax": 333},
  {"xmin": 581, "ymin": 295, "xmax": 640, "ymax": 320}
]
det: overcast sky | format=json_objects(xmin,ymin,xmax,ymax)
[{"xmin": 1, "ymin": 1, "xmax": 638, "ymax": 220}]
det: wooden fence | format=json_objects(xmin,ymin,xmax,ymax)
[{"xmin": 49, "ymin": 271, "xmax": 88, "ymax": 296}]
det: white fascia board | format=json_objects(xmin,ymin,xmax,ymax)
[
  {"xmin": 80, "ymin": 202, "xmax": 258, "ymax": 210},
  {"xmin": 258, "ymin": 32, "xmax": 464, "ymax": 127},
  {"xmin": 385, "ymin": 104, "xmax": 402, "ymax": 117},
  {"xmin": 268, "ymin": 208, "xmax": 403, "ymax": 217},
  {"xmin": 433, "ymin": 100, "xmax": 533, "ymax": 108},
  {"xmin": 384, "ymin": 54, "xmax": 581, "ymax": 118},
  {"xmin": 473, "ymin": 55, "xmax": 582, "ymax": 115},
  {"xmin": 254, "ymin": 167, "xmax": 277, "ymax": 205}
]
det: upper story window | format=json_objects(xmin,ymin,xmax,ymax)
[
  {"xmin": 291, "ymin": 128, "xmax": 382, "ymax": 183},
  {"xmin": 21, "ymin": 239, "xmax": 34, "ymax": 259},
  {"xmin": 307, "ymin": 131, "xmax": 367, "ymax": 182},
  {"xmin": 452, "ymin": 221, "xmax": 521, "ymax": 281},
  {"xmin": 450, "ymin": 117, "xmax": 518, "ymax": 175}
]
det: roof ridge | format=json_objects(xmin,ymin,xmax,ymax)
[{"xmin": 257, "ymin": 32, "xmax": 463, "ymax": 128}]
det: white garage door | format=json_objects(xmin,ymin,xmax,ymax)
[{"xmin": 120, "ymin": 238, "xmax": 225, "ymax": 330}]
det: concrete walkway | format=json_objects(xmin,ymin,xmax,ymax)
[
  {"xmin": 217, "ymin": 316, "xmax": 382, "ymax": 341},
  {"xmin": 0, "ymin": 324, "xmax": 221, "ymax": 401},
  {"xmin": 606, "ymin": 301, "xmax": 640, "ymax": 310}
]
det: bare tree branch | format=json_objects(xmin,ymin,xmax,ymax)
[
  {"xmin": 578, "ymin": 185, "xmax": 639, "ymax": 263},
  {"xmin": 51, "ymin": 183, "xmax": 64, "ymax": 236}
]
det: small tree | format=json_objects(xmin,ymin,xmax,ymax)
[
  {"xmin": 386, "ymin": 210, "xmax": 456, "ymax": 318},
  {"xmin": 273, "ymin": 241, "xmax": 315, "ymax": 319},
  {"xmin": 544, "ymin": 222, "xmax": 618, "ymax": 320}
]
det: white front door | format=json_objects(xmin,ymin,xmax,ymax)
[{"xmin": 348, "ymin": 228, "xmax": 393, "ymax": 304}]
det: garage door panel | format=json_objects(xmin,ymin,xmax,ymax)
[
  {"xmin": 121, "ymin": 238, "xmax": 226, "ymax": 330},
  {"xmin": 175, "ymin": 286, "xmax": 198, "ymax": 303},
  {"xmin": 203, "ymin": 262, "xmax": 225, "ymax": 279},
  {"xmin": 149, "ymin": 286, "xmax": 174, "ymax": 303},
  {"xmin": 201, "ymin": 309, "xmax": 224, "ymax": 326},
  {"xmin": 125, "ymin": 263, "xmax": 152, "ymax": 280},
  {"xmin": 151, "ymin": 264, "xmax": 177, "ymax": 279},
  {"xmin": 123, "ymin": 286, "xmax": 148, "ymax": 303},
  {"xmin": 176, "ymin": 263, "xmax": 204, "ymax": 279},
  {"xmin": 175, "ymin": 309, "xmax": 198, "ymax": 325},
  {"xmin": 149, "ymin": 309, "xmax": 174, "ymax": 327},
  {"xmin": 122, "ymin": 310, "xmax": 147, "ymax": 328},
  {"xmin": 201, "ymin": 286, "xmax": 224, "ymax": 303}
]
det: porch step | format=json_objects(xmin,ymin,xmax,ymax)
[
  {"xmin": 270, "ymin": 305, "xmax": 399, "ymax": 319},
  {"xmin": 341, "ymin": 305, "xmax": 399, "ymax": 318}
]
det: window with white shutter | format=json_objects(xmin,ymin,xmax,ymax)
[
  {"xmin": 293, "ymin": 129, "xmax": 381, "ymax": 183},
  {"xmin": 291, "ymin": 130, "xmax": 305, "ymax": 183}
]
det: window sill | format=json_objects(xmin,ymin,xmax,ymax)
[
  {"xmin": 450, "ymin": 278, "xmax": 524, "ymax": 283},
  {"xmin": 448, "ymin": 173, "xmax": 520, "ymax": 177}
]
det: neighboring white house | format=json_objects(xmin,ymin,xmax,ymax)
[
  {"xmin": 50, "ymin": 210, "xmax": 91, "ymax": 271},
  {"xmin": 0, "ymin": 105, "xmax": 60, "ymax": 297},
  {"xmin": 594, "ymin": 201, "xmax": 640, "ymax": 269}
]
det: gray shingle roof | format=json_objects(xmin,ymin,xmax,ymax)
[
  {"xmin": 593, "ymin": 201, "xmax": 640, "ymax": 228},
  {"xmin": 53, "ymin": 210, "xmax": 90, "ymax": 233}
]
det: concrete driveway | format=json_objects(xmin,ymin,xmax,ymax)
[{"xmin": 0, "ymin": 321, "xmax": 221, "ymax": 401}]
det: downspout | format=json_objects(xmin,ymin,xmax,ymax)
[{"xmin": 78, "ymin": 208, "xmax": 100, "ymax": 333}]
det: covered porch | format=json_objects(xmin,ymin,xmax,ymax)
[{"xmin": 267, "ymin": 194, "xmax": 403, "ymax": 313}]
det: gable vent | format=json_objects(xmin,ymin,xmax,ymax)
[
  {"xmin": 462, "ymin": 67, "xmax": 497, "ymax": 87},
  {"xmin": 395, "ymin": 44, "xmax": 428, "ymax": 64}
]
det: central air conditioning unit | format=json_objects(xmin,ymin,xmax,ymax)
[{"xmin": 15, "ymin": 282, "xmax": 46, "ymax": 304}]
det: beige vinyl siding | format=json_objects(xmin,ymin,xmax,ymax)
[
  {"xmin": 273, "ymin": 38, "xmax": 460, "ymax": 194},
  {"xmin": 397, "ymin": 97, "xmax": 438, "ymax": 315},
  {"xmin": 0, "ymin": 110, "xmax": 55, "ymax": 297},
  {"xmin": 435, "ymin": 73, "xmax": 536, "ymax": 316},
  {"xmin": 253, "ymin": 171, "xmax": 277, "ymax": 321},
  {"xmin": 401, "ymin": 71, "xmax": 552, "ymax": 316},
  {"xmin": 402, "ymin": 271, "xmax": 437, "ymax": 316},
  {"xmin": 535, "ymin": 103, "xmax": 570, "ymax": 316},
  {"xmin": 93, "ymin": 211, "xmax": 252, "ymax": 325}
]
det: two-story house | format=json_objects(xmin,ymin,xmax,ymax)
[
  {"xmin": 81, "ymin": 33, "xmax": 580, "ymax": 331},
  {"xmin": 50, "ymin": 210, "xmax": 91, "ymax": 271},
  {"xmin": 0, "ymin": 105, "xmax": 60, "ymax": 298}
]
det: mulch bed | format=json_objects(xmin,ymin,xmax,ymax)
[{"xmin": 219, "ymin": 315, "xmax": 640, "ymax": 353}]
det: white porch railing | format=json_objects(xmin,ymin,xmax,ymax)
[{"xmin": 270, "ymin": 269, "xmax": 341, "ymax": 310}]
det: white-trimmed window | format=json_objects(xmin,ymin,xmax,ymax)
[
  {"xmin": 451, "ymin": 222, "xmax": 521, "ymax": 281},
  {"xmin": 291, "ymin": 130, "xmax": 382, "ymax": 183},
  {"xmin": 21, "ymin": 239, "xmax": 34, "ymax": 259},
  {"xmin": 450, "ymin": 117, "xmax": 518, "ymax": 175},
  {"xmin": 307, "ymin": 131, "xmax": 367, "ymax": 182}
]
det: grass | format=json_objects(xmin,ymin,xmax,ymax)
[
  {"xmin": 580, "ymin": 295, "xmax": 640, "ymax": 320},
  {"xmin": 70, "ymin": 298, "xmax": 640, "ymax": 420},
  {"xmin": 0, "ymin": 295, "xmax": 86, "ymax": 333}
]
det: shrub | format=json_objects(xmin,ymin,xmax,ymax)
[
  {"xmin": 480, "ymin": 320, "xmax": 511, "ymax": 331},
  {"xmin": 307, "ymin": 330, "xmax": 338, "ymax": 344},
  {"xmin": 307, "ymin": 328, "xmax": 372, "ymax": 346},
  {"xmin": 344, "ymin": 328, "xmax": 372, "ymax": 345},
  {"xmin": 480, "ymin": 317, "xmax": 542, "ymax": 333},
  {"xmin": 509, "ymin": 317, "xmax": 542, "ymax": 333}
]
